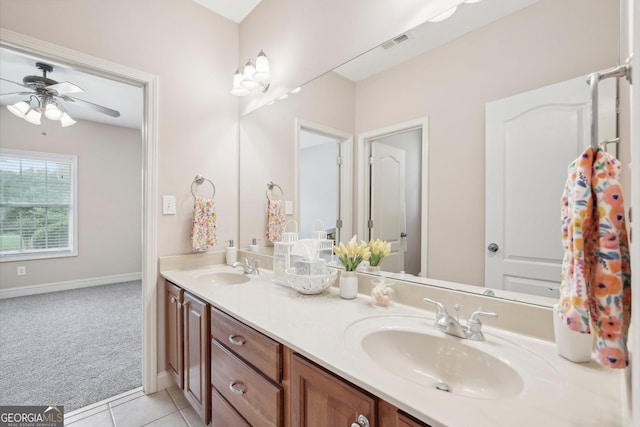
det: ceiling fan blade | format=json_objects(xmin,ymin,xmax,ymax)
[
  {"xmin": 47, "ymin": 81, "xmax": 84, "ymax": 95},
  {"xmin": 0, "ymin": 91, "xmax": 34, "ymax": 97},
  {"xmin": 0, "ymin": 77, "xmax": 30, "ymax": 90},
  {"xmin": 60, "ymin": 95, "xmax": 120, "ymax": 118}
]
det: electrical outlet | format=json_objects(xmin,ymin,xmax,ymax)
[
  {"xmin": 17, "ymin": 266, "xmax": 26, "ymax": 276},
  {"xmin": 285, "ymin": 200, "xmax": 294, "ymax": 215}
]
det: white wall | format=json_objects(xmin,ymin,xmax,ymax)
[
  {"xmin": 300, "ymin": 141, "xmax": 338, "ymax": 238},
  {"xmin": 0, "ymin": 110, "xmax": 142, "ymax": 289},
  {"xmin": 354, "ymin": 0, "xmax": 620, "ymax": 285}
]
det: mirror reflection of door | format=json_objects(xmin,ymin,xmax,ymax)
[
  {"xmin": 367, "ymin": 128, "xmax": 422, "ymax": 275},
  {"xmin": 299, "ymin": 128, "xmax": 341, "ymax": 241},
  {"xmin": 485, "ymin": 75, "xmax": 617, "ymax": 297}
]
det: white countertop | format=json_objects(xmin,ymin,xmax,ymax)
[{"xmin": 160, "ymin": 264, "xmax": 625, "ymax": 427}]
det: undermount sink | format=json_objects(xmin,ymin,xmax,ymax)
[
  {"xmin": 344, "ymin": 315, "xmax": 561, "ymax": 401},
  {"xmin": 193, "ymin": 271, "xmax": 250, "ymax": 285}
]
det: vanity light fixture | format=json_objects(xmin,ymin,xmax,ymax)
[
  {"xmin": 231, "ymin": 50, "xmax": 271, "ymax": 96},
  {"xmin": 429, "ymin": 0, "xmax": 483, "ymax": 23},
  {"xmin": 7, "ymin": 95, "xmax": 77, "ymax": 127}
]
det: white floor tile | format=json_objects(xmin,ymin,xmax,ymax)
[
  {"xmin": 166, "ymin": 385, "xmax": 190, "ymax": 410},
  {"xmin": 108, "ymin": 390, "xmax": 146, "ymax": 408},
  {"xmin": 65, "ymin": 409, "xmax": 114, "ymax": 427},
  {"xmin": 180, "ymin": 406, "xmax": 207, "ymax": 427},
  {"xmin": 110, "ymin": 390, "xmax": 177, "ymax": 427},
  {"xmin": 143, "ymin": 411, "xmax": 188, "ymax": 427},
  {"xmin": 65, "ymin": 404, "xmax": 110, "ymax": 424}
]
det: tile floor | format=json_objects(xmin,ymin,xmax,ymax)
[{"xmin": 64, "ymin": 386, "xmax": 206, "ymax": 427}]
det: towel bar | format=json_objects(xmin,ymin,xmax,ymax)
[{"xmin": 191, "ymin": 174, "xmax": 216, "ymax": 198}]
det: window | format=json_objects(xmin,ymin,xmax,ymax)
[{"xmin": 0, "ymin": 149, "xmax": 78, "ymax": 261}]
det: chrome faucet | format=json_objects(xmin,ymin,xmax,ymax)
[
  {"xmin": 423, "ymin": 298, "xmax": 497, "ymax": 341},
  {"xmin": 232, "ymin": 258, "xmax": 260, "ymax": 274}
]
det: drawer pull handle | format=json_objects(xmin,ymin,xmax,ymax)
[
  {"xmin": 229, "ymin": 381, "xmax": 246, "ymax": 395},
  {"xmin": 228, "ymin": 335, "xmax": 246, "ymax": 346},
  {"xmin": 351, "ymin": 414, "xmax": 370, "ymax": 427},
  {"xmin": 170, "ymin": 297, "xmax": 182, "ymax": 309}
]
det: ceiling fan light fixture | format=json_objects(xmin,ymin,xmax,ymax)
[
  {"xmin": 44, "ymin": 103, "xmax": 64, "ymax": 120},
  {"xmin": 24, "ymin": 108, "xmax": 42, "ymax": 125},
  {"xmin": 59, "ymin": 112, "xmax": 77, "ymax": 127},
  {"xmin": 7, "ymin": 101, "xmax": 30, "ymax": 118}
]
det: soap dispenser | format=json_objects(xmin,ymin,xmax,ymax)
[
  {"xmin": 226, "ymin": 240, "xmax": 237, "ymax": 265},
  {"xmin": 249, "ymin": 238, "xmax": 259, "ymax": 252}
]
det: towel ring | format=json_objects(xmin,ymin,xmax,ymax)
[
  {"xmin": 266, "ymin": 181, "xmax": 284, "ymax": 201},
  {"xmin": 191, "ymin": 174, "xmax": 216, "ymax": 198}
]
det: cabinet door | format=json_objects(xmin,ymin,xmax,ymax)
[
  {"xmin": 379, "ymin": 400, "xmax": 431, "ymax": 427},
  {"xmin": 183, "ymin": 292, "xmax": 211, "ymax": 424},
  {"xmin": 291, "ymin": 353, "xmax": 376, "ymax": 427},
  {"xmin": 165, "ymin": 281, "xmax": 183, "ymax": 388}
]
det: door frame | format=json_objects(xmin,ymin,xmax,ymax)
[
  {"xmin": 295, "ymin": 118, "xmax": 353, "ymax": 243},
  {"xmin": 357, "ymin": 117, "xmax": 429, "ymax": 277},
  {"xmin": 0, "ymin": 28, "xmax": 160, "ymax": 393}
]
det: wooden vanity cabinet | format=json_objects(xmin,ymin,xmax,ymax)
[
  {"xmin": 164, "ymin": 281, "xmax": 211, "ymax": 425},
  {"xmin": 210, "ymin": 306, "xmax": 285, "ymax": 427},
  {"xmin": 379, "ymin": 400, "xmax": 431, "ymax": 427},
  {"xmin": 291, "ymin": 353, "xmax": 376, "ymax": 427}
]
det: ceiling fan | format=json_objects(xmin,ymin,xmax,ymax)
[{"xmin": 0, "ymin": 62, "xmax": 120, "ymax": 127}]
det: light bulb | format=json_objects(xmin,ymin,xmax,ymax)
[
  {"xmin": 59, "ymin": 112, "xmax": 76, "ymax": 127},
  {"xmin": 428, "ymin": 6, "xmax": 457, "ymax": 22},
  {"xmin": 24, "ymin": 109, "xmax": 42, "ymax": 125},
  {"xmin": 253, "ymin": 50, "xmax": 271, "ymax": 84},
  {"xmin": 240, "ymin": 60, "xmax": 260, "ymax": 90},
  {"xmin": 231, "ymin": 68, "xmax": 250, "ymax": 96},
  {"xmin": 7, "ymin": 101, "xmax": 30, "ymax": 118},
  {"xmin": 44, "ymin": 103, "xmax": 64, "ymax": 120}
]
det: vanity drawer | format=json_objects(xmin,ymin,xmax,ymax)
[
  {"xmin": 211, "ymin": 386, "xmax": 250, "ymax": 427},
  {"xmin": 211, "ymin": 339, "xmax": 283, "ymax": 427},
  {"xmin": 211, "ymin": 306, "xmax": 282, "ymax": 382}
]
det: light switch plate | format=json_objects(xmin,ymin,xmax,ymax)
[
  {"xmin": 285, "ymin": 200, "xmax": 294, "ymax": 215},
  {"xmin": 163, "ymin": 195, "xmax": 177, "ymax": 215}
]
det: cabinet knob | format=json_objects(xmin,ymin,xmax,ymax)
[
  {"xmin": 228, "ymin": 334, "xmax": 246, "ymax": 346},
  {"xmin": 351, "ymin": 414, "xmax": 370, "ymax": 427},
  {"xmin": 229, "ymin": 381, "xmax": 246, "ymax": 395},
  {"xmin": 170, "ymin": 297, "xmax": 182, "ymax": 308}
]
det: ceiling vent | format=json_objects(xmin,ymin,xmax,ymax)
[{"xmin": 381, "ymin": 33, "xmax": 410, "ymax": 50}]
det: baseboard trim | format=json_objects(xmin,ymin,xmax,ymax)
[
  {"xmin": 0, "ymin": 273, "xmax": 142, "ymax": 300},
  {"xmin": 156, "ymin": 370, "xmax": 173, "ymax": 391}
]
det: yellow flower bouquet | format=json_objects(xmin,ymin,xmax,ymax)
[
  {"xmin": 368, "ymin": 239, "xmax": 391, "ymax": 267},
  {"xmin": 333, "ymin": 239, "xmax": 371, "ymax": 271}
]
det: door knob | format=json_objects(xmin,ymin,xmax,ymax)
[
  {"xmin": 400, "ymin": 232, "xmax": 407, "ymax": 238},
  {"xmin": 487, "ymin": 243, "xmax": 499, "ymax": 252}
]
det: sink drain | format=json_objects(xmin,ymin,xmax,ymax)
[{"xmin": 434, "ymin": 382, "xmax": 450, "ymax": 392}]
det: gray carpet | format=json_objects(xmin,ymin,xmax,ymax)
[{"xmin": 0, "ymin": 281, "xmax": 142, "ymax": 412}]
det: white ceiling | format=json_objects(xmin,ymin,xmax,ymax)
[
  {"xmin": 191, "ymin": 0, "xmax": 262, "ymax": 23},
  {"xmin": 0, "ymin": 48, "xmax": 143, "ymax": 129}
]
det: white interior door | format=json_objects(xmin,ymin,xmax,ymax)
[
  {"xmin": 370, "ymin": 141, "xmax": 406, "ymax": 272},
  {"xmin": 485, "ymin": 75, "xmax": 595, "ymax": 297}
]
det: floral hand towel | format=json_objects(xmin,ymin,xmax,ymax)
[
  {"xmin": 559, "ymin": 147, "xmax": 631, "ymax": 368},
  {"xmin": 191, "ymin": 196, "xmax": 217, "ymax": 251},
  {"xmin": 266, "ymin": 199, "xmax": 285, "ymax": 242}
]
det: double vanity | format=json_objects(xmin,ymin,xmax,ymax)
[{"xmin": 159, "ymin": 253, "xmax": 625, "ymax": 427}]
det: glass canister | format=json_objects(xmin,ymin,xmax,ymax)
[{"xmin": 370, "ymin": 278, "xmax": 395, "ymax": 308}]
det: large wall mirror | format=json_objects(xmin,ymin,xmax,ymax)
[{"xmin": 239, "ymin": 0, "xmax": 623, "ymax": 307}]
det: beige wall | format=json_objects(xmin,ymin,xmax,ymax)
[
  {"xmin": 0, "ymin": 110, "xmax": 142, "ymax": 289},
  {"xmin": 354, "ymin": 0, "xmax": 620, "ymax": 285},
  {"xmin": 0, "ymin": 0, "xmax": 240, "ymax": 259},
  {"xmin": 238, "ymin": 0, "xmax": 460, "ymax": 115},
  {"xmin": 239, "ymin": 71, "xmax": 355, "ymax": 246}
]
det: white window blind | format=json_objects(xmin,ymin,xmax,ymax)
[{"xmin": 0, "ymin": 149, "xmax": 78, "ymax": 261}]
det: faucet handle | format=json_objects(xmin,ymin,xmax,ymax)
[
  {"xmin": 467, "ymin": 310, "xmax": 498, "ymax": 325},
  {"xmin": 423, "ymin": 297, "xmax": 449, "ymax": 319}
]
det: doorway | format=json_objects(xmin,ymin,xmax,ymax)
[
  {"xmin": 358, "ymin": 118, "xmax": 429, "ymax": 276},
  {"xmin": 0, "ymin": 29, "xmax": 159, "ymax": 403}
]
